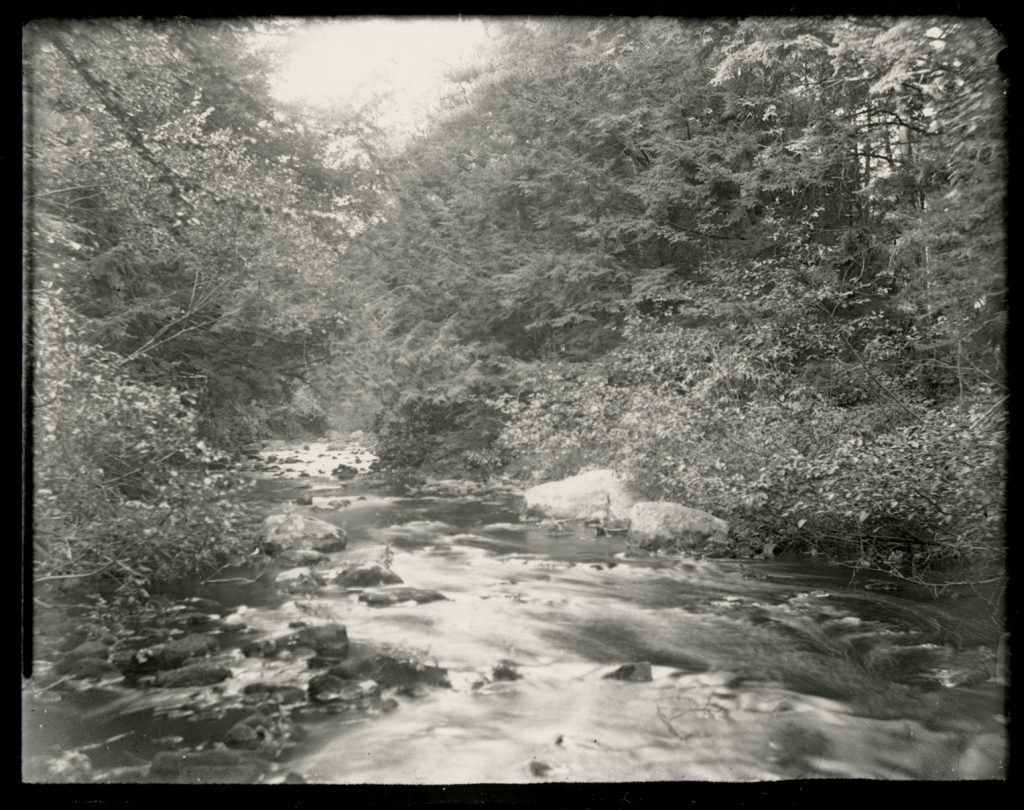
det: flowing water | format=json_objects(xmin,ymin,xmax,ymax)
[{"xmin": 24, "ymin": 442, "xmax": 1008, "ymax": 783}]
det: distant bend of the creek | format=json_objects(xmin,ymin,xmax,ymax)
[{"xmin": 24, "ymin": 440, "xmax": 1008, "ymax": 783}]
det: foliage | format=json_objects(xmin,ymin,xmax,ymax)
[
  {"xmin": 25, "ymin": 17, "xmax": 1006, "ymax": 587},
  {"xmin": 24, "ymin": 19, "xmax": 383, "ymax": 443},
  {"xmin": 496, "ymin": 309, "xmax": 1005, "ymax": 579},
  {"xmin": 32, "ymin": 285, "xmax": 257, "ymax": 590}
]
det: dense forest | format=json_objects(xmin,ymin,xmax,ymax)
[{"xmin": 26, "ymin": 17, "xmax": 1007, "ymax": 598}]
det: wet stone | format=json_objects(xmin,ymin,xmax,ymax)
[
  {"xmin": 295, "ymin": 495, "xmax": 313, "ymax": 506},
  {"xmin": 274, "ymin": 567, "xmax": 327, "ymax": 595},
  {"xmin": 165, "ymin": 611, "xmax": 220, "ymax": 629},
  {"xmin": 603, "ymin": 662, "xmax": 653, "ymax": 682},
  {"xmin": 64, "ymin": 640, "xmax": 110, "ymax": 660},
  {"xmin": 242, "ymin": 682, "xmax": 307, "ymax": 704},
  {"xmin": 53, "ymin": 656, "xmax": 121, "ymax": 680},
  {"xmin": 151, "ymin": 663, "xmax": 232, "ymax": 688},
  {"xmin": 223, "ymin": 710, "xmax": 289, "ymax": 751},
  {"xmin": 241, "ymin": 638, "xmax": 280, "ymax": 658},
  {"xmin": 277, "ymin": 549, "xmax": 330, "ymax": 568},
  {"xmin": 283, "ymin": 624, "xmax": 349, "ymax": 658},
  {"xmin": 112, "ymin": 649, "xmax": 163, "ymax": 677},
  {"xmin": 328, "ymin": 654, "xmax": 450, "ymax": 690},
  {"xmin": 335, "ymin": 563, "xmax": 403, "ymax": 588},
  {"xmin": 158, "ymin": 634, "xmax": 220, "ymax": 669},
  {"xmin": 358, "ymin": 587, "xmax": 447, "ymax": 607},
  {"xmin": 308, "ymin": 673, "xmax": 380, "ymax": 704},
  {"xmin": 529, "ymin": 760, "xmax": 552, "ymax": 777},
  {"xmin": 182, "ymin": 597, "xmax": 223, "ymax": 613},
  {"xmin": 492, "ymin": 660, "xmax": 522, "ymax": 681}
]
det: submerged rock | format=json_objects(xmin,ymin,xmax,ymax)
[
  {"xmin": 492, "ymin": 660, "xmax": 523, "ymax": 681},
  {"xmin": 261, "ymin": 513, "xmax": 348, "ymax": 554},
  {"xmin": 283, "ymin": 624, "xmax": 350, "ymax": 659},
  {"xmin": 274, "ymin": 567, "xmax": 326, "ymax": 595},
  {"xmin": 626, "ymin": 502, "xmax": 729, "ymax": 552},
  {"xmin": 328, "ymin": 653, "xmax": 450, "ymax": 690},
  {"xmin": 152, "ymin": 663, "xmax": 232, "ymax": 687},
  {"xmin": 277, "ymin": 548, "xmax": 330, "ymax": 568},
  {"xmin": 64, "ymin": 640, "xmax": 110, "ymax": 661},
  {"xmin": 52, "ymin": 656, "xmax": 120, "ymax": 680},
  {"xmin": 603, "ymin": 662, "xmax": 653, "ymax": 682},
  {"xmin": 158, "ymin": 634, "xmax": 220, "ymax": 669},
  {"xmin": 335, "ymin": 563, "xmax": 403, "ymax": 588},
  {"xmin": 524, "ymin": 469, "xmax": 636, "ymax": 523},
  {"xmin": 308, "ymin": 674, "xmax": 380, "ymax": 704},
  {"xmin": 358, "ymin": 587, "xmax": 447, "ymax": 607},
  {"xmin": 224, "ymin": 709, "xmax": 291, "ymax": 752},
  {"xmin": 242, "ymin": 682, "xmax": 307, "ymax": 705},
  {"xmin": 112, "ymin": 634, "xmax": 219, "ymax": 677}
]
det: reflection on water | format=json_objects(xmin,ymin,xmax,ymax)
[{"xmin": 24, "ymin": 444, "xmax": 1007, "ymax": 782}]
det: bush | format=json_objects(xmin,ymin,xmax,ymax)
[
  {"xmin": 495, "ymin": 311, "xmax": 1006, "ymax": 580},
  {"xmin": 372, "ymin": 394, "xmax": 508, "ymax": 479},
  {"xmin": 32, "ymin": 285, "xmax": 255, "ymax": 592}
]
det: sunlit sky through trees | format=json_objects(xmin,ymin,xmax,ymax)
[{"xmin": 269, "ymin": 17, "xmax": 489, "ymax": 134}]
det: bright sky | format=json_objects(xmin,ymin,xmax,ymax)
[{"xmin": 271, "ymin": 17, "xmax": 489, "ymax": 132}]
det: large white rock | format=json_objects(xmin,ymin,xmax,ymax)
[
  {"xmin": 262, "ymin": 513, "xmax": 348, "ymax": 554},
  {"xmin": 523, "ymin": 469, "xmax": 636, "ymax": 523},
  {"xmin": 627, "ymin": 502, "xmax": 729, "ymax": 551}
]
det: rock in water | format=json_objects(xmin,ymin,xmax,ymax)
[
  {"xmin": 328, "ymin": 653, "xmax": 450, "ymax": 690},
  {"xmin": 261, "ymin": 513, "xmax": 348, "ymax": 554},
  {"xmin": 492, "ymin": 660, "xmax": 522, "ymax": 681},
  {"xmin": 157, "ymin": 634, "xmax": 220, "ymax": 669},
  {"xmin": 277, "ymin": 548, "xmax": 330, "ymax": 568},
  {"xmin": 282, "ymin": 624, "xmax": 349, "ymax": 659},
  {"xmin": 152, "ymin": 663, "xmax": 232, "ymax": 687},
  {"xmin": 523, "ymin": 469, "xmax": 636, "ymax": 523},
  {"xmin": 274, "ymin": 568, "xmax": 326, "ymax": 595},
  {"xmin": 603, "ymin": 662, "xmax": 653, "ymax": 682},
  {"xmin": 335, "ymin": 563, "xmax": 403, "ymax": 588},
  {"xmin": 358, "ymin": 587, "xmax": 447, "ymax": 606},
  {"xmin": 626, "ymin": 502, "xmax": 729, "ymax": 552}
]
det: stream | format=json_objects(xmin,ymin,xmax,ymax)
[{"xmin": 24, "ymin": 441, "xmax": 1008, "ymax": 783}]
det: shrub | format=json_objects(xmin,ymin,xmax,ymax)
[
  {"xmin": 495, "ymin": 310, "xmax": 1006, "ymax": 581},
  {"xmin": 32, "ymin": 285, "xmax": 255, "ymax": 592}
]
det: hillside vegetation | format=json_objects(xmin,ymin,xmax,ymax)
[{"xmin": 26, "ymin": 18, "xmax": 1006, "ymax": 595}]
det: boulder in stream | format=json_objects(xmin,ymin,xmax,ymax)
[
  {"xmin": 283, "ymin": 624, "xmax": 350, "ymax": 659},
  {"xmin": 328, "ymin": 653, "xmax": 450, "ymax": 690},
  {"xmin": 308, "ymin": 673, "xmax": 380, "ymax": 704},
  {"xmin": 492, "ymin": 660, "xmax": 523, "ymax": 681},
  {"xmin": 157, "ymin": 634, "xmax": 220, "ymax": 669},
  {"xmin": 274, "ymin": 567, "xmax": 326, "ymax": 595},
  {"xmin": 242, "ymin": 682, "xmax": 307, "ymax": 705},
  {"xmin": 626, "ymin": 502, "xmax": 729, "ymax": 552},
  {"xmin": 53, "ymin": 656, "xmax": 120, "ymax": 680},
  {"xmin": 335, "ymin": 562, "xmax": 403, "ymax": 588},
  {"xmin": 277, "ymin": 548, "xmax": 330, "ymax": 568},
  {"xmin": 331, "ymin": 464, "xmax": 359, "ymax": 480},
  {"xmin": 358, "ymin": 587, "xmax": 447, "ymax": 607},
  {"xmin": 603, "ymin": 662, "xmax": 653, "ymax": 682},
  {"xmin": 151, "ymin": 662, "xmax": 232, "ymax": 687},
  {"xmin": 63, "ymin": 640, "xmax": 110, "ymax": 661},
  {"xmin": 261, "ymin": 513, "xmax": 348, "ymax": 554},
  {"xmin": 523, "ymin": 469, "xmax": 636, "ymax": 523}
]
